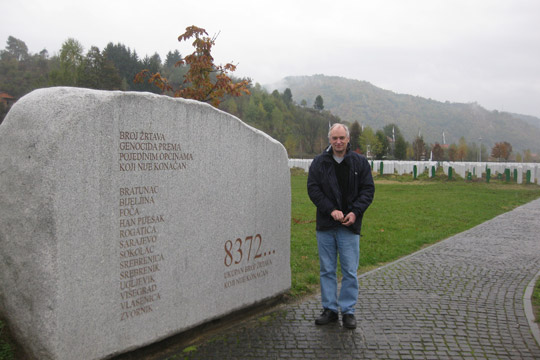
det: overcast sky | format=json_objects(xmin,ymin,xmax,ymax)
[{"xmin": 2, "ymin": 0, "xmax": 540, "ymax": 118}]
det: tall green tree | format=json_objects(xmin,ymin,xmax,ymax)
[
  {"xmin": 137, "ymin": 53, "xmax": 163, "ymax": 93},
  {"xmin": 282, "ymin": 88, "xmax": 293, "ymax": 105},
  {"xmin": 373, "ymin": 130, "xmax": 389, "ymax": 159},
  {"xmin": 5, "ymin": 36, "xmax": 29, "ymax": 61},
  {"xmin": 78, "ymin": 46, "xmax": 122, "ymax": 90},
  {"xmin": 296, "ymin": 110, "xmax": 322, "ymax": 155},
  {"xmin": 314, "ymin": 95, "xmax": 324, "ymax": 111},
  {"xmin": 349, "ymin": 121, "xmax": 361, "ymax": 152},
  {"xmin": 161, "ymin": 49, "xmax": 187, "ymax": 90},
  {"xmin": 394, "ymin": 134, "xmax": 407, "ymax": 160},
  {"xmin": 359, "ymin": 126, "xmax": 376, "ymax": 158},
  {"xmin": 164, "ymin": 50, "xmax": 182, "ymax": 67},
  {"xmin": 0, "ymin": 36, "xmax": 50, "ymax": 97},
  {"xmin": 103, "ymin": 42, "xmax": 144, "ymax": 91},
  {"xmin": 49, "ymin": 38, "xmax": 84, "ymax": 86}
]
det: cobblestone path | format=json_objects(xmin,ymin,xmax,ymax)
[{"xmin": 165, "ymin": 199, "xmax": 540, "ymax": 359}]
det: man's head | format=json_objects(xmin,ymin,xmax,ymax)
[{"xmin": 328, "ymin": 123, "xmax": 350, "ymax": 157}]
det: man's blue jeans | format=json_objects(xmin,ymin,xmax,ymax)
[{"xmin": 317, "ymin": 227, "xmax": 360, "ymax": 315}]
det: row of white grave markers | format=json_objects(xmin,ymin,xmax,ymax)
[{"xmin": 289, "ymin": 159, "xmax": 540, "ymax": 185}]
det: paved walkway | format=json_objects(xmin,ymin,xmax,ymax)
[{"xmin": 137, "ymin": 199, "xmax": 540, "ymax": 359}]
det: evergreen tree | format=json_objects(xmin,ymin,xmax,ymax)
[
  {"xmin": 5, "ymin": 36, "xmax": 29, "ymax": 61},
  {"xmin": 282, "ymin": 88, "xmax": 293, "ymax": 105},
  {"xmin": 314, "ymin": 95, "xmax": 324, "ymax": 111},
  {"xmin": 78, "ymin": 46, "xmax": 122, "ymax": 90},
  {"xmin": 164, "ymin": 50, "xmax": 182, "ymax": 67},
  {"xmin": 394, "ymin": 135, "xmax": 407, "ymax": 160},
  {"xmin": 349, "ymin": 121, "xmax": 361, "ymax": 152},
  {"xmin": 374, "ymin": 130, "xmax": 389, "ymax": 159},
  {"xmin": 103, "ymin": 42, "xmax": 144, "ymax": 91},
  {"xmin": 0, "ymin": 36, "xmax": 50, "ymax": 97}
]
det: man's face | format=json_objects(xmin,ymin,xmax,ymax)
[{"xmin": 329, "ymin": 126, "xmax": 349, "ymax": 156}]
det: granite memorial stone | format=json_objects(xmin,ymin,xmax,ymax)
[{"xmin": 0, "ymin": 87, "xmax": 291, "ymax": 360}]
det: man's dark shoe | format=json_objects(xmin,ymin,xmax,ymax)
[
  {"xmin": 342, "ymin": 313, "xmax": 357, "ymax": 329},
  {"xmin": 315, "ymin": 309, "xmax": 338, "ymax": 325}
]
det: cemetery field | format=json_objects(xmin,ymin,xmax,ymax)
[{"xmin": 290, "ymin": 173, "xmax": 540, "ymax": 298}]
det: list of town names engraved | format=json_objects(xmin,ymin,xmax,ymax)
[
  {"xmin": 117, "ymin": 130, "xmax": 193, "ymax": 321},
  {"xmin": 119, "ymin": 185, "xmax": 164, "ymax": 321}
]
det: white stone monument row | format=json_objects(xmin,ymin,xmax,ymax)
[
  {"xmin": 0, "ymin": 87, "xmax": 291, "ymax": 360},
  {"xmin": 290, "ymin": 159, "xmax": 539, "ymax": 184}
]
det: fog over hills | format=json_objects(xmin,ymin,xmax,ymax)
[{"xmin": 270, "ymin": 75, "xmax": 540, "ymax": 153}]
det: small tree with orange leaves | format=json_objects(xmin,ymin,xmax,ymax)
[
  {"xmin": 491, "ymin": 141, "xmax": 512, "ymax": 161},
  {"xmin": 135, "ymin": 26, "xmax": 250, "ymax": 107}
]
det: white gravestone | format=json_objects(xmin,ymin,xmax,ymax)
[{"xmin": 0, "ymin": 87, "xmax": 291, "ymax": 360}]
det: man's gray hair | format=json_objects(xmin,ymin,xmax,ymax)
[{"xmin": 328, "ymin": 123, "xmax": 350, "ymax": 139}]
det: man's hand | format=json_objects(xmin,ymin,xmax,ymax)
[
  {"xmin": 330, "ymin": 210, "xmax": 344, "ymax": 223},
  {"xmin": 331, "ymin": 210, "xmax": 356, "ymax": 226},
  {"xmin": 342, "ymin": 212, "xmax": 356, "ymax": 226}
]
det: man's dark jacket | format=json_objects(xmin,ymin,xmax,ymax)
[{"xmin": 307, "ymin": 145, "xmax": 375, "ymax": 234}]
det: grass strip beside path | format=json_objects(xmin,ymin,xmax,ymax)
[{"xmin": 534, "ymin": 277, "xmax": 540, "ymax": 324}]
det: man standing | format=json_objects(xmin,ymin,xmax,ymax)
[{"xmin": 307, "ymin": 123, "xmax": 374, "ymax": 329}]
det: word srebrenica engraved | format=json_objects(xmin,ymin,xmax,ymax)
[{"xmin": 0, "ymin": 87, "xmax": 290, "ymax": 360}]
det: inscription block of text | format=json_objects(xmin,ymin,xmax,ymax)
[{"xmin": 0, "ymin": 87, "xmax": 291, "ymax": 360}]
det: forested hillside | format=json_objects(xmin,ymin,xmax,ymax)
[
  {"xmin": 510, "ymin": 113, "xmax": 540, "ymax": 130},
  {"xmin": 277, "ymin": 75, "xmax": 540, "ymax": 154},
  {"xmin": 1, "ymin": 36, "xmax": 538, "ymax": 160},
  {"xmin": 0, "ymin": 36, "xmax": 341, "ymax": 158},
  {"xmin": 218, "ymin": 85, "xmax": 341, "ymax": 157}
]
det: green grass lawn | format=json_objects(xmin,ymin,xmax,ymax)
[
  {"xmin": 290, "ymin": 173, "xmax": 540, "ymax": 297},
  {"xmin": 534, "ymin": 276, "xmax": 540, "ymax": 324}
]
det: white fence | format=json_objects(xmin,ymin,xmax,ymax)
[{"xmin": 289, "ymin": 159, "xmax": 540, "ymax": 185}]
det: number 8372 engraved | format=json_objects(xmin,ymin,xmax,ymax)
[{"xmin": 224, "ymin": 234, "xmax": 263, "ymax": 267}]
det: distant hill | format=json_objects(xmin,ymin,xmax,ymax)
[
  {"xmin": 270, "ymin": 75, "xmax": 540, "ymax": 153},
  {"xmin": 510, "ymin": 113, "xmax": 540, "ymax": 130}
]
